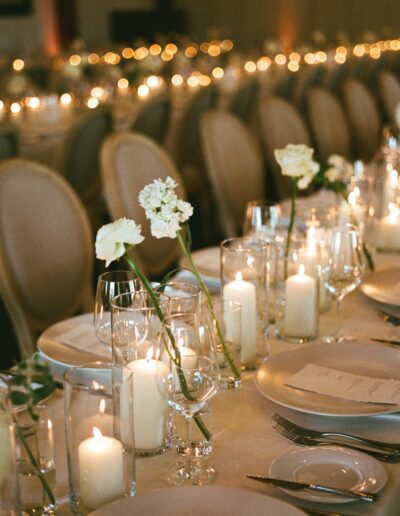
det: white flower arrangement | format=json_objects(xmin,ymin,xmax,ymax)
[
  {"xmin": 325, "ymin": 154, "xmax": 354, "ymax": 184},
  {"xmin": 138, "ymin": 176, "xmax": 193, "ymax": 239},
  {"xmin": 274, "ymin": 144, "xmax": 319, "ymax": 190},
  {"xmin": 95, "ymin": 218, "xmax": 144, "ymax": 267}
]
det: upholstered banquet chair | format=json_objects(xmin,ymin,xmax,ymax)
[
  {"xmin": 0, "ymin": 123, "xmax": 19, "ymax": 160},
  {"xmin": 342, "ymin": 78, "xmax": 382, "ymax": 162},
  {"xmin": 131, "ymin": 92, "xmax": 171, "ymax": 145},
  {"xmin": 258, "ymin": 96, "xmax": 312, "ymax": 200},
  {"xmin": 201, "ymin": 110, "xmax": 265, "ymax": 237},
  {"xmin": 229, "ymin": 78, "xmax": 260, "ymax": 125},
  {"xmin": 378, "ymin": 71, "xmax": 400, "ymax": 125},
  {"xmin": 307, "ymin": 87, "xmax": 353, "ymax": 162},
  {"xmin": 101, "ymin": 132, "xmax": 185, "ymax": 277},
  {"xmin": 0, "ymin": 159, "xmax": 93, "ymax": 357},
  {"xmin": 52, "ymin": 106, "xmax": 113, "ymax": 234}
]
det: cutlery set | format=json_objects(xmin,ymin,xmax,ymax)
[{"xmin": 248, "ymin": 413, "xmax": 400, "ymax": 505}]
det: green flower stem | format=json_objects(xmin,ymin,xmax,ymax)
[
  {"xmin": 285, "ymin": 178, "xmax": 298, "ymax": 277},
  {"xmin": 123, "ymin": 252, "xmax": 212, "ymax": 442},
  {"xmin": 177, "ymin": 231, "xmax": 241, "ymax": 382},
  {"xmin": 0, "ymin": 401, "xmax": 56, "ymax": 506},
  {"xmin": 340, "ymin": 192, "xmax": 375, "ymax": 271}
]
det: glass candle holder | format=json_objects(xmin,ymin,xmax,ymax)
[
  {"xmin": 64, "ymin": 362, "xmax": 135, "ymax": 514},
  {"xmin": 111, "ymin": 291, "xmax": 171, "ymax": 457},
  {"xmin": 221, "ymin": 237, "xmax": 269, "ymax": 369},
  {"xmin": 202, "ymin": 299, "xmax": 241, "ymax": 389},
  {"xmin": 14, "ymin": 405, "xmax": 56, "ymax": 515},
  {"xmin": 0, "ymin": 399, "xmax": 18, "ymax": 515},
  {"xmin": 153, "ymin": 282, "xmax": 201, "ymax": 314},
  {"xmin": 275, "ymin": 241, "xmax": 319, "ymax": 343},
  {"xmin": 243, "ymin": 200, "xmax": 282, "ymax": 239}
]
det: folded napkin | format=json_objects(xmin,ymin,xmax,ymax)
[
  {"xmin": 286, "ymin": 364, "xmax": 400, "ymax": 405},
  {"xmin": 56, "ymin": 324, "xmax": 110, "ymax": 359}
]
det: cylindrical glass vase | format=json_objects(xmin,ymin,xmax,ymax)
[
  {"xmin": 275, "ymin": 241, "xmax": 319, "ymax": 343},
  {"xmin": 0, "ymin": 400, "xmax": 18, "ymax": 515},
  {"xmin": 221, "ymin": 237, "xmax": 269, "ymax": 369},
  {"xmin": 111, "ymin": 292, "xmax": 171, "ymax": 457},
  {"xmin": 64, "ymin": 362, "xmax": 135, "ymax": 514}
]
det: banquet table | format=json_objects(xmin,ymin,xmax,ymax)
[{"xmin": 42, "ymin": 251, "xmax": 400, "ymax": 515}]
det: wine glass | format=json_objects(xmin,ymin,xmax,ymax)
[
  {"xmin": 323, "ymin": 225, "xmax": 365, "ymax": 342},
  {"xmin": 156, "ymin": 313, "xmax": 220, "ymax": 485},
  {"xmin": 94, "ymin": 271, "xmax": 141, "ymax": 349},
  {"xmin": 243, "ymin": 200, "xmax": 281, "ymax": 240}
]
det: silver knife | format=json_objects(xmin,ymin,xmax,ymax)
[{"xmin": 247, "ymin": 475, "xmax": 378, "ymax": 502}]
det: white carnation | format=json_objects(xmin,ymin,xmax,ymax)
[
  {"xmin": 139, "ymin": 177, "xmax": 193, "ymax": 239},
  {"xmin": 326, "ymin": 154, "xmax": 354, "ymax": 183},
  {"xmin": 274, "ymin": 144, "xmax": 319, "ymax": 183},
  {"xmin": 95, "ymin": 218, "xmax": 144, "ymax": 267}
]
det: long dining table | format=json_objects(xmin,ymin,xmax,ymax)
[{"xmin": 43, "ymin": 250, "xmax": 400, "ymax": 515}]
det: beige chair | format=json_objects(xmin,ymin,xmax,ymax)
[
  {"xmin": 378, "ymin": 71, "xmax": 400, "ymax": 125},
  {"xmin": 201, "ymin": 110, "xmax": 265, "ymax": 237},
  {"xmin": 229, "ymin": 78, "xmax": 260, "ymax": 125},
  {"xmin": 131, "ymin": 93, "xmax": 171, "ymax": 145},
  {"xmin": 0, "ymin": 123, "xmax": 19, "ymax": 160},
  {"xmin": 258, "ymin": 96, "xmax": 312, "ymax": 200},
  {"xmin": 0, "ymin": 159, "xmax": 93, "ymax": 357},
  {"xmin": 101, "ymin": 132, "xmax": 185, "ymax": 277},
  {"xmin": 307, "ymin": 87, "xmax": 353, "ymax": 162},
  {"xmin": 52, "ymin": 106, "xmax": 113, "ymax": 233},
  {"xmin": 342, "ymin": 78, "xmax": 382, "ymax": 161}
]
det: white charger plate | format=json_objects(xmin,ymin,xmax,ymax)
[
  {"xmin": 269, "ymin": 446, "xmax": 387, "ymax": 504},
  {"xmin": 37, "ymin": 313, "xmax": 110, "ymax": 381},
  {"xmin": 255, "ymin": 342, "xmax": 400, "ymax": 417},
  {"xmin": 361, "ymin": 266, "xmax": 400, "ymax": 306},
  {"xmin": 90, "ymin": 485, "xmax": 305, "ymax": 515}
]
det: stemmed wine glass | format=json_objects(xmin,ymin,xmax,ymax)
[
  {"xmin": 94, "ymin": 271, "xmax": 141, "ymax": 349},
  {"xmin": 156, "ymin": 313, "xmax": 220, "ymax": 485},
  {"xmin": 323, "ymin": 224, "xmax": 365, "ymax": 342}
]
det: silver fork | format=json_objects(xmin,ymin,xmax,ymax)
[
  {"xmin": 273, "ymin": 424, "xmax": 400, "ymax": 463},
  {"xmin": 272, "ymin": 413, "xmax": 400, "ymax": 454},
  {"xmin": 378, "ymin": 310, "xmax": 400, "ymax": 326}
]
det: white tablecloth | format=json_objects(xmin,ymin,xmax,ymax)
[{"xmin": 44, "ymin": 252, "xmax": 400, "ymax": 515}]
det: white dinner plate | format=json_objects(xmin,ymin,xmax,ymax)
[
  {"xmin": 180, "ymin": 246, "xmax": 220, "ymax": 279},
  {"xmin": 361, "ymin": 267, "xmax": 400, "ymax": 306},
  {"xmin": 269, "ymin": 446, "xmax": 387, "ymax": 504},
  {"xmin": 37, "ymin": 313, "xmax": 110, "ymax": 381},
  {"xmin": 90, "ymin": 485, "xmax": 305, "ymax": 515},
  {"xmin": 255, "ymin": 342, "xmax": 400, "ymax": 416}
]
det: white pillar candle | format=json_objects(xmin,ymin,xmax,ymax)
[
  {"xmin": 78, "ymin": 427, "xmax": 124, "ymax": 509},
  {"xmin": 284, "ymin": 264, "xmax": 317, "ymax": 338},
  {"xmin": 304, "ymin": 230, "xmax": 330, "ymax": 312},
  {"xmin": 127, "ymin": 349, "xmax": 169, "ymax": 451},
  {"xmin": 223, "ymin": 272, "xmax": 257, "ymax": 364},
  {"xmin": 376, "ymin": 209, "xmax": 400, "ymax": 251},
  {"xmin": 382, "ymin": 167, "xmax": 399, "ymax": 213}
]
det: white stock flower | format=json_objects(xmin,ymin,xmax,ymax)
[
  {"xmin": 274, "ymin": 144, "xmax": 319, "ymax": 182},
  {"xmin": 139, "ymin": 177, "xmax": 193, "ymax": 239},
  {"xmin": 95, "ymin": 218, "xmax": 144, "ymax": 267},
  {"xmin": 326, "ymin": 154, "xmax": 354, "ymax": 183}
]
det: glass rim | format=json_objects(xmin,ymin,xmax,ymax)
[
  {"xmin": 221, "ymin": 236, "xmax": 269, "ymax": 252},
  {"xmin": 245, "ymin": 199, "xmax": 281, "ymax": 209},
  {"xmin": 63, "ymin": 361, "xmax": 132, "ymax": 391},
  {"xmin": 97, "ymin": 270, "xmax": 140, "ymax": 283},
  {"xmin": 152, "ymin": 281, "xmax": 201, "ymax": 297},
  {"xmin": 204, "ymin": 299, "xmax": 241, "ymax": 313},
  {"xmin": 111, "ymin": 290, "xmax": 170, "ymax": 310}
]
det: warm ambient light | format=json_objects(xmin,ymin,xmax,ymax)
[
  {"xmin": 69, "ymin": 54, "xmax": 81, "ymax": 66},
  {"xmin": 244, "ymin": 61, "xmax": 256, "ymax": 73},
  {"xmin": 146, "ymin": 75, "xmax": 159, "ymax": 88},
  {"xmin": 91, "ymin": 87, "xmax": 104, "ymax": 98},
  {"xmin": 26, "ymin": 96, "xmax": 40, "ymax": 109},
  {"xmin": 10, "ymin": 102, "xmax": 21, "ymax": 114},
  {"xmin": 187, "ymin": 75, "xmax": 199, "ymax": 87},
  {"xmin": 122, "ymin": 47, "xmax": 134, "ymax": 59},
  {"xmin": 212, "ymin": 67, "xmax": 224, "ymax": 79},
  {"xmin": 60, "ymin": 93, "xmax": 72, "ymax": 105},
  {"xmin": 88, "ymin": 53, "xmax": 99, "ymax": 64},
  {"xmin": 221, "ymin": 39, "xmax": 233, "ymax": 51},
  {"xmin": 137, "ymin": 84, "xmax": 149, "ymax": 97},
  {"xmin": 13, "ymin": 59, "xmax": 24, "ymax": 71},
  {"xmin": 87, "ymin": 97, "xmax": 99, "ymax": 109},
  {"xmin": 288, "ymin": 61, "xmax": 299, "ymax": 72},
  {"xmin": 257, "ymin": 57, "xmax": 271, "ymax": 71},
  {"xmin": 149, "ymin": 44, "xmax": 161, "ymax": 56},
  {"xmin": 275, "ymin": 53, "xmax": 287, "ymax": 65},
  {"xmin": 171, "ymin": 74, "xmax": 183, "ymax": 86},
  {"xmin": 118, "ymin": 78, "xmax": 129, "ymax": 89}
]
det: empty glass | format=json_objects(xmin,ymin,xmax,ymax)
[
  {"xmin": 243, "ymin": 200, "xmax": 282, "ymax": 240},
  {"xmin": 94, "ymin": 271, "xmax": 141, "ymax": 349},
  {"xmin": 156, "ymin": 313, "xmax": 219, "ymax": 485}
]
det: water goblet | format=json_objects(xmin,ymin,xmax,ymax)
[
  {"xmin": 323, "ymin": 224, "xmax": 365, "ymax": 342},
  {"xmin": 156, "ymin": 313, "xmax": 220, "ymax": 486},
  {"xmin": 94, "ymin": 270, "xmax": 141, "ymax": 349},
  {"xmin": 243, "ymin": 200, "xmax": 282, "ymax": 240}
]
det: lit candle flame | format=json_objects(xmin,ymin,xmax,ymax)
[
  {"xmin": 307, "ymin": 227, "xmax": 316, "ymax": 249},
  {"xmin": 348, "ymin": 191, "xmax": 356, "ymax": 206},
  {"xmin": 146, "ymin": 346, "xmax": 154, "ymax": 362},
  {"xmin": 99, "ymin": 399, "xmax": 105, "ymax": 416},
  {"xmin": 93, "ymin": 427, "xmax": 102, "ymax": 439},
  {"xmin": 299, "ymin": 264, "xmax": 305, "ymax": 275},
  {"xmin": 235, "ymin": 271, "xmax": 243, "ymax": 281},
  {"xmin": 389, "ymin": 169, "xmax": 399, "ymax": 188}
]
